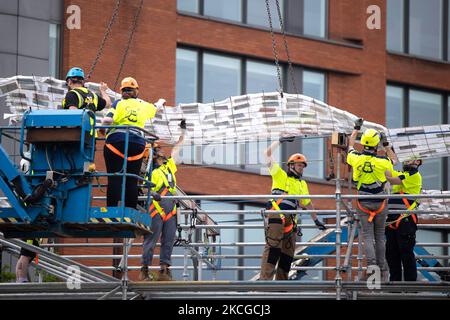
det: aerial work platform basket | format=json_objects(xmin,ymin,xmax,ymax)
[{"xmin": 0, "ymin": 109, "xmax": 156, "ymax": 238}]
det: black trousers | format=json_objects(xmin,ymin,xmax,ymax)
[
  {"xmin": 104, "ymin": 141, "xmax": 144, "ymax": 209},
  {"xmin": 385, "ymin": 217, "xmax": 417, "ymax": 281}
]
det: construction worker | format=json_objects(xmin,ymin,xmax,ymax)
[
  {"xmin": 15, "ymin": 239, "xmax": 39, "ymax": 283},
  {"xmin": 259, "ymin": 137, "xmax": 326, "ymax": 280},
  {"xmin": 385, "ymin": 158, "xmax": 422, "ymax": 281},
  {"xmin": 139, "ymin": 120, "xmax": 186, "ymax": 281},
  {"xmin": 101, "ymin": 77, "xmax": 158, "ymax": 209},
  {"xmin": 62, "ymin": 67, "xmax": 111, "ymax": 111},
  {"xmin": 347, "ymin": 119, "xmax": 397, "ymax": 279}
]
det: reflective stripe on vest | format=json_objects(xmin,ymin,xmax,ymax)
[
  {"xmin": 388, "ymin": 193, "xmax": 418, "ymax": 230},
  {"xmin": 105, "ymin": 143, "xmax": 145, "ymax": 161},
  {"xmin": 357, "ymin": 200, "xmax": 386, "ymax": 222},
  {"xmin": 69, "ymin": 88, "xmax": 98, "ymax": 111}
]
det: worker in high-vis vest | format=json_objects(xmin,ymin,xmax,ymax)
[
  {"xmin": 62, "ymin": 67, "xmax": 111, "ymax": 112},
  {"xmin": 385, "ymin": 158, "xmax": 422, "ymax": 281},
  {"xmin": 15, "ymin": 239, "xmax": 40, "ymax": 283},
  {"xmin": 347, "ymin": 119, "xmax": 397, "ymax": 279},
  {"xmin": 101, "ymin": 77, "xmax": 160, "ymax": 209},
  {"xmin": 139, "ymin": 120, "xmax": 186, "ymax": 281},
  {"xmin": 259, "ymin": 137, "xmax": 326, "ymax": 281}
]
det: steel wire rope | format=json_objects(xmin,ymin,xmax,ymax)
[
  {"xmin": 113, "ymin": 0, "xmax": 145, "ymax": 90},
  {"xmin": 87, "ymin": 0, "xmax": 121, "ymax": 79}
]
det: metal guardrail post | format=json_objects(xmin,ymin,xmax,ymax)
[
  {"xmin": 121, "ymin": 238, "xmax": 129, "ymax": 300},
  {"xmin": 335, "ymin": 151, "xmax": 342, "ymax": 300}
]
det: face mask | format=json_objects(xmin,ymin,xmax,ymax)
[{"xmin": 402, "ymin": 164, "xmax": 416, "ymax": 172}]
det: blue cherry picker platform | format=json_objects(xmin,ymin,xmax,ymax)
[{"xmin": 0, "ymin": 109, "xmax": 156, "ymax": 238}]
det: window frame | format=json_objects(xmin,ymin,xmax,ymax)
[
  {"xmin": 386, "ymin": 82, "xmax": 450, "ymax": 190},
  {"xmin": 387, "ymin": 0, "xmax": 450, "ymax": 62},
  {"xmin": 177, "ymin": 0, "xmax": 329, "ymax": 39},
  {"xmin": 176, "ymin": 46, "xmax": 328, "ymax": 180}
]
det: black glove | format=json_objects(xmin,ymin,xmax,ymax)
[
  {"xmin": 179, "ymin": 119, "xmax": 187, "ymax": 130},
  {"xmin": 314, "ymin": 219, "xmax": 327, "ymax": 231},
  {"xmin": 279, "ymin": 136, "xmax": 295, "ymax": 143},
  {"xmin": 151, "ymin": 192, "xmax": 161, "ymax": 202},
  {"xmin": 354, "ymin": 118, "xmax": 364, "ymax": 130},
  {"xmin": 380, "ymin": 132, "xmax": 389, "ymax": 147}
]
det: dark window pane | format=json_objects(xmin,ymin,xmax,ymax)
[
  {"xmin": 176, "ymin": 48, "xmax": 198, "ymax": 104},
  {"xmin": 246, "ymin": 60, "xmax": 279, "ymax": 94},
  {"xmin": 177, "ymin": 0, "xmax": 199, "ymax": 13},
  {"xmin": 302, "ymin": 138, "xmax": 325, "ymax": 179},
  {"xmin": 49, "ymin": 23, "xmax": 60, "ymax": 78},
  {"xmin": 204, "ymin": 0, "xmax": 242, "ymax": 22},
  {"xmin": 247, "ymin": 0, "xmax": 282, "ymax": 30},
  {"xmin": 303, "ymin": 0, "xmax": 326, "ymax": 37},
  {"xmin": 387, "ymin": 0, "xmax": 404, "ymax": 52},
  {"xmin": 409, "ymin": 89, "xmax": 442, "ymax": 126},
  {"xmin": 303, "ymin": 70, "xmax": 325, "ymax": 101},
  {"xmin": 421, "ymin": 158, "xmax": 443, "ymax": 190},
  {"xmin": 202, "ymin": 53, "xmax": 241, "ymax": 103},
  {"xmin": 386, "ymin": 85, "xmax": 404, "ymax": 128},
  {"xmin": 409, "ymin": 0, "xmax": 443, "ymax": 60}
]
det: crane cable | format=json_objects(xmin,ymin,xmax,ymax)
[
  {"xmin": 87, "ymin": 0, "xmax": 122, "ymax": 79},
  {"xmin": 264, "ymin": 0, "xmax": 284, "ymax": 96},
  {"xmin": 113, "ymin": 0, "xmax": 145, "ymax": 91},
  {"xmin": 264, "ymin": 0, "xmax": 299, "ymax": 96}
]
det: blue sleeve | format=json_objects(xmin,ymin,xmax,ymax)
[{"xmin": 111, "ymin": 99, "xmax": 120, "ymax": 109}]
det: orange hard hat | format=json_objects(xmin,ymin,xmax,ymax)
[
  {"xmin": 120, "ymin": 77, "xmax": 139, "ymax": 90},
  {"xmin": 287, "ymin": 153, "xmax": 307, "ymax": 167}
]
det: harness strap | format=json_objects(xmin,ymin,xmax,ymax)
[
  {"xmin": 357, "ymin": 200, "xmax": 386, "ymax": 222},
  {"xmin": 388, "ymin": 193, "xmax": 418, "ymax": 230},
  {"xmin": 105, "ymin": 143, "xmax": 145, "ymax": 161}
]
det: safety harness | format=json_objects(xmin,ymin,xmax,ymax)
[
  {"xmin": 357, "ymin": 199, "xmax": 386, "ymax": 223},
  {"xmin": 148, "ymin": 166, "xmax": 177, "ymax": 222},
  {"xmin": 387, "ymin": 193, "xmax": 418, "ymax": 230},
  {"xmin": 105, "ymin": 143, "xmax": 145, "ymax": 161}
]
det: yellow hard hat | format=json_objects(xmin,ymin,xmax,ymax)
[
  {"xmin": 287, "ymin": 153, "xmax": 307, "ymax": 167},
  {"xmin": 120, "ymin": 77, "xmax": 139, "ymax": 90},
  {"xmin": 360, "ymin": 129, "xmax": 380, "ymax": 148}
]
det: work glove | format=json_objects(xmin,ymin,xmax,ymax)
[
  {"xmin": 279, "ymin": 136, "xmax": 296, "ymax": 143},
  {"xmin": 354, "ymin": 118, "xmax": 364, "ymax": 130},
  {"xmin": 151, "ymin": 192, "xmax": 161, "ymax": 202},
  {"xmin": 179, "ymin": 119, "xmax": 187, "ymax": 130},
  {"xmin": 314, "ymin": 219, "xmax": 327, "ymax": 231},
  {"xmin": 380, "ymin": 131, "xmax": 389, "ymax": 147}
]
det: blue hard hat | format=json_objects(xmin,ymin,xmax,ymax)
[{"xmin": 66, "ymin": 67, "xmax": 85, "ymax": 80}]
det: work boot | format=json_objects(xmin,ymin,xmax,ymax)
[
  {"xmin": 157, "ymin": 267, "xmax": 173, "ymax": 281},
  {"xmin": 138, "ymin": 266, "xmax": 150, "ymax": 281}
]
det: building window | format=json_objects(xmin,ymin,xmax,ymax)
[
  {"xmin": 409, "ymin": 0, "xmax": 443, "ymax": 60},
  {"xmin": 176, "ymin": 47, "xmax": 326, "ymax": 178},
  {"xmin": 48, "ymin": 23, "xmax": 60, "ymax": 78},
  {"xmin": 387, "ymin": 0, "xmax": 449, "ymax": 61},
  {"xmin": 246, "ymin": 0, "xmax": 282, "ymax": 30},
  {"xmin": 177, "ymin": 0, "xmax": 199, "ymax": 13},
  {"xmin": 177, "ymin": 0, "xmax": 328, "ymax": 39},
  {"xmin": 204, "ymin": 0, "xmax": 242, "ymax": 22},
  {"xmin": 203, "ymin": 53, "xmax": 241, "ymax": 103},
  {"xmin": 246, "ymin": 60, "xmax": 280, "ymax": 94},
  {"xmin": 386, "ymin": 86, "xmax": 404, "ymax": 128},
  {"xmin": 387, "ymin": 0, "xmax": 405, "ymax": 52},
  {"xmin": 303, "ymin": 0, "xmax": 327, "ymax": 38},
  {"xmin": 386, "ymin": 84, "xmax": 449, "ymax": 190},
  {"xmin": 176, "ymin": 48, "xmax": 198, "ymax": 105}
]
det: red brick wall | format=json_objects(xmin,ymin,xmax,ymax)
[{"xmin": 61, "ymin": 0, "xmax": 450, "ymax": 280}]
